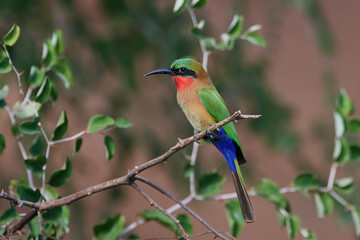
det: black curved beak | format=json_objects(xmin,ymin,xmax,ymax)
[{"xmin": 144, "ymin": 67, "xmax": 175, "ymax": 77}]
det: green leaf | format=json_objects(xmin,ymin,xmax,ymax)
[
  {"xmin": 245, "ymin": 32, "xmax": 267, "ymax": 47},
  {"xmin": 28, "ymin": 218, "xmax": 41, "ymax": 237},
  {"xmin": 18, "ymin": 118, "xmax": 39, "ymax": 135},
  {"xmin": 176, "ymin": 213, "xmax": 192, "ymax": 236},
  {"xmin": 51, "ymin": 30, "xmax": 64, "ymax": 55},
  {"xmin": 35, "ymin": 76, "xmax": 51, "ymax": 103},
  {"xmin": 42, "ymin": 38, "xmax": 56, "ymax": 68},
  {"xmin": 286, "ymin": 214, "xmax": 301, "ymax": 239},
  {"xmin": 245, "ymin": 24, "xmax": 262, "ymax": 33},
  {"xmin": 0, "ymin": 206, "xmax": 17, "ymax": 225},
  {"xmin": 13, "ymin": 101, "xmax": 40, "ymax": 119},
  {"xmin": 93, "ymin": 214, "xmax": 125, "ymax": 240},
  {"xmin": 173, "ymin": 0, "xmax": 188, "ymax": 14},
  {"xmin": 219, "ymin": 33, "xmax": 235, "ymax": 50},
  {"xmin": 225, "ymin": 200, "xmax": 245, "ymax": 237},
  {"xmin": 314, "ymin": 192, "xmax": 334, "ymax": 218},
  {"xmin": 58, "ymin": 206, "xmax": 70, "ymax": 234},
  {"xmin": 277, "ymin": 209, "xmax": 287, "ymax": 228},
  {"xmin": 104, "ymin": 135, "xmax": 115, "ymax": 160},
  {"xmin": 351, "ymin": 207, "xmax": 360, "ymax": 236},
  {"xmin": 54, "ymin": 59, "xmax": 73, "ymax": 88},
  {"xmin": 48, "ymin": 158, "xmax": 72, "ymax": 187},
  {"xmin": 72, "ymin": 138, "xmax": 83, "ymax": 157},
  {"xmin": 42, "ymin": 206, "xmax": 62, "ymax": 222},
  {"xmin": 28, "ymin": 66, "xmax": 45, "ymax": 87},
  {"xmin": 333, "ymin": 137, "xmax": 350, "ymax": 165},
  {"xmin": 334, "ymin": 177, "xmax": 355, "ymax": 195},
  {"xmin": 191, "ymin": 0, "xmax": 207, "ymax": 8},
  {"xmin": 0, "ymin": 99, "xmax": 5, "ymax": 108},
  {"xmin": 0, "ymin": 85, "xmax": 9, "ymax": 100},
  {"xmin": 347, "ymin": 119, "xmax": 360, "ymax": 133},
  {"xmin": 0, "ymin": 133, "xmax": 5, "ymax": 156},
  {"xmin": 2, "ymin": 24, "xmax": 20, "ymax": 46},
  {"xmin": 42, "ymin": 187, "xmax": 59, "ymax": 201},
  {"xmin": 350, "ymin": 145, "xmax": 360, "ymax": 161},
  {"xmin": 52, "ymin": 110, "xmax": 68, "ymax": 141},
  {"xmin": 30, "ymin": 136, "xmax": 45, "ymax": 157},
  {"xmin": 9, "ymin": 178, "xmax": 27, "ymax": 189},
  {"xmin": 304, "ymin": 229, "xmax": 317, "ymax": 240},
  {"xmin": 43, "ymin": 222, "xmax": 56, "ymax": 236},
  {"xmin": 197, "ymin": 19, "xmax": 205, "ymax": 29},
  {"xmin": 228, "ymin": 15, "xmax": 244, "ymax": 38},
  {"xmin": 191, "ymin": 26, "xmax": 206, "ymax": 39},
  {"xmin": 16, "ymin": 185, "xmax": 41, "ymax": 202},
  {"xmin": 115, "ymin": 117, "xmax": 133, "ymax": 128},
  {"xmin": 87, "ymin": 115, "xmax": 115, "ymax": 133},
  {"xmin": 182, "ymin": 162, "xmax": 193, "ymax": 178},
  {"xmin": 0, "ymin": 56, "xmax": 11, "ymax": 73},
  {"xmin": 336, "ymin": 89, "xmax": 354, "ymax": 117},
  {"xmin": 0, "ymin": 227, "xmax": 4, "ymax": 234},
  {"xmin": 0, "ymin": 48, "xmax": 6, "ymax": 59},
  {"xmin": 127, "ymin": 234, "xmax": 140, "ymax": 239},
  {"xmin": 11, "ymin": 125, "xmax": 19, "ymax": 137},
  {"xmin": 24, "ymin": 155, "xmax": 46, "ymax": 178},
  {"xmin": 254, "ymin": 178, "xmax": 287, "ymax": 207},
  {"xmin": 293, "ymin": 173, "xmax": 320, "ymax": 194},
  {"xmin": 49, "ymin": 80, "xmax": 58, "ymax": 102},
  {"xmin": 201, "ymin": 37, "xmax": 218, "ymax": 51},
  {"xmin": 198, "ymin": 171, "xmax": 226, "ymax": 198},
  {"xmin": 334, "ymin": 111, "xmax": 345, "ymax": 138},
  {"xmin": 138, "ymin": 210, "xmax": 179, "ymax": 235}
]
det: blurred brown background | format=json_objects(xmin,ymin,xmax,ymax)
[{"xmin": 1, "ymin": 0, "xmax": 360, "ymax": 239}]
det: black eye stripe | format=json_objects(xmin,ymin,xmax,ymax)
[{"xmin": 174, "ymin": 67, "xmax": 197, "ymax": 78}]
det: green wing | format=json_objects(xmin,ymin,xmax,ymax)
[{"xmin": 197, "ymin": 88, "xmax": 240, "ymax": 145}]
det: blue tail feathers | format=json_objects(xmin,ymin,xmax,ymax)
[{"xmin": 209, "ymin": 128, "xmax": 245, "ymax": 172}]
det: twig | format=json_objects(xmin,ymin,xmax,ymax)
[
  {"xmin": 1, "ymin": 43, "xmax": 24, "ymax": 95},
  {"xmin": 49, "ymin": 130, "xmax": 87, "ymax": 145},
  {"xmin": 185, "ymin": 4, "xmax": 211, "ymax": 70},
  {"xmin": 21, "ymin": 87, "xmax": 33, "ymax": 106},
  {"xmin": 0, "ymin": 190, "xmax": 39, "ymax": 209},
  {"xmin": 326, "ymin": 163, "xmax": 338, "ymax": 190},
  {"xmin": 130, "ymin": 182, "xmax": 189, "ymax": 240},
  {"xmin": 4, "ymin": 105, "xmax": 35, "ymax": 190},
  {"xmin": 278, "ymin": 207, "xmax": 310, "ymax": 240},
  {"xmin": 1, "ymin": 111, "xmax": 260, "ymax": 234},
  {"xmin": 135, "ymin": 176, "xmax": 229, "ymax": 240},
  {"xmin": 189, "ymin": 135, "xmax": 199, "ymax": 197}
]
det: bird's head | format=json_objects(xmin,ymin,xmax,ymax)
[{"xmin": 144, "ymin": 58, "xmax": 206, "ymax": 91}]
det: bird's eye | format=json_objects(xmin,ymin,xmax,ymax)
[{"xmin": 180, "ymin": 67, "xmax": 186, "ymax": 73}]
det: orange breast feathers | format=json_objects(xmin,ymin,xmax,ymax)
[{"xmin": 172, "ymin": 76, "xmax": 194, "ymax": 91}]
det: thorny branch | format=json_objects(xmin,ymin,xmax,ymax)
[
  {"xmin": 130, "ymin": 182, "xmax": 189, "ymax": 240},
  {"xmin": 1, "ymin": 111, "xmax": 260, "ymax": 235},
  {"xmin": 135, "ymin": 176, "xmax": 229, "ymax": 240}
]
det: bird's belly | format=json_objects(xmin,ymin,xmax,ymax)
[{"xmin": 179, "ymin": 99, "xmax": 215, "ymax": 132}]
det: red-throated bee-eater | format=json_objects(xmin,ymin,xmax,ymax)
[{"xmin": 144, "ymin": 58, "xmax": 255, "ymax": 223}]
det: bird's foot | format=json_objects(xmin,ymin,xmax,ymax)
[
  {"xmin": 205, "ymin": 127, "xmax": 216, "ymax": 140},
  {"xmin": 193, "ymin": 132, "xmax": 200, "ymax": 143}
]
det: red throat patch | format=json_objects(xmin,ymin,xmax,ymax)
[{"xmin": 172, "ymin": 76, "xmax": 194, "ymax": 91}]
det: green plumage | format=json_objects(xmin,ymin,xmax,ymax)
[{"xmin": 197, "ymin": 88, "xmax": 241, "ymax": 147}]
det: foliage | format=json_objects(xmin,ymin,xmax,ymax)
[
  {"xmin": 0, "ymin": 1, "xmax": 359, "ymax": 240},
  {"xmin": 0, "ymin": 24, "xmax": 132, "ymax": 238}
]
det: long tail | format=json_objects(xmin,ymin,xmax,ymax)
[
  {"xmin": 232, "ymin": 160, "xmax": 255, "ymax": 223},
  {"xmin": 208, "ymin": 128, "xmax": 255, "ymax": 222}
]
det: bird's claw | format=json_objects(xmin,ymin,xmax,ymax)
[
  {"xmin": 205, "ymin": 126, "xmax": 216, "ymax": 140},
  {"xmin": 193, "ymin": 133, "xmax": 200, "ymax": 143}
]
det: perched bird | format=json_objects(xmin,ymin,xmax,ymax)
[{"xmin": 144, "ymin": 58, "xmax": 255, "ymax": 223}]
